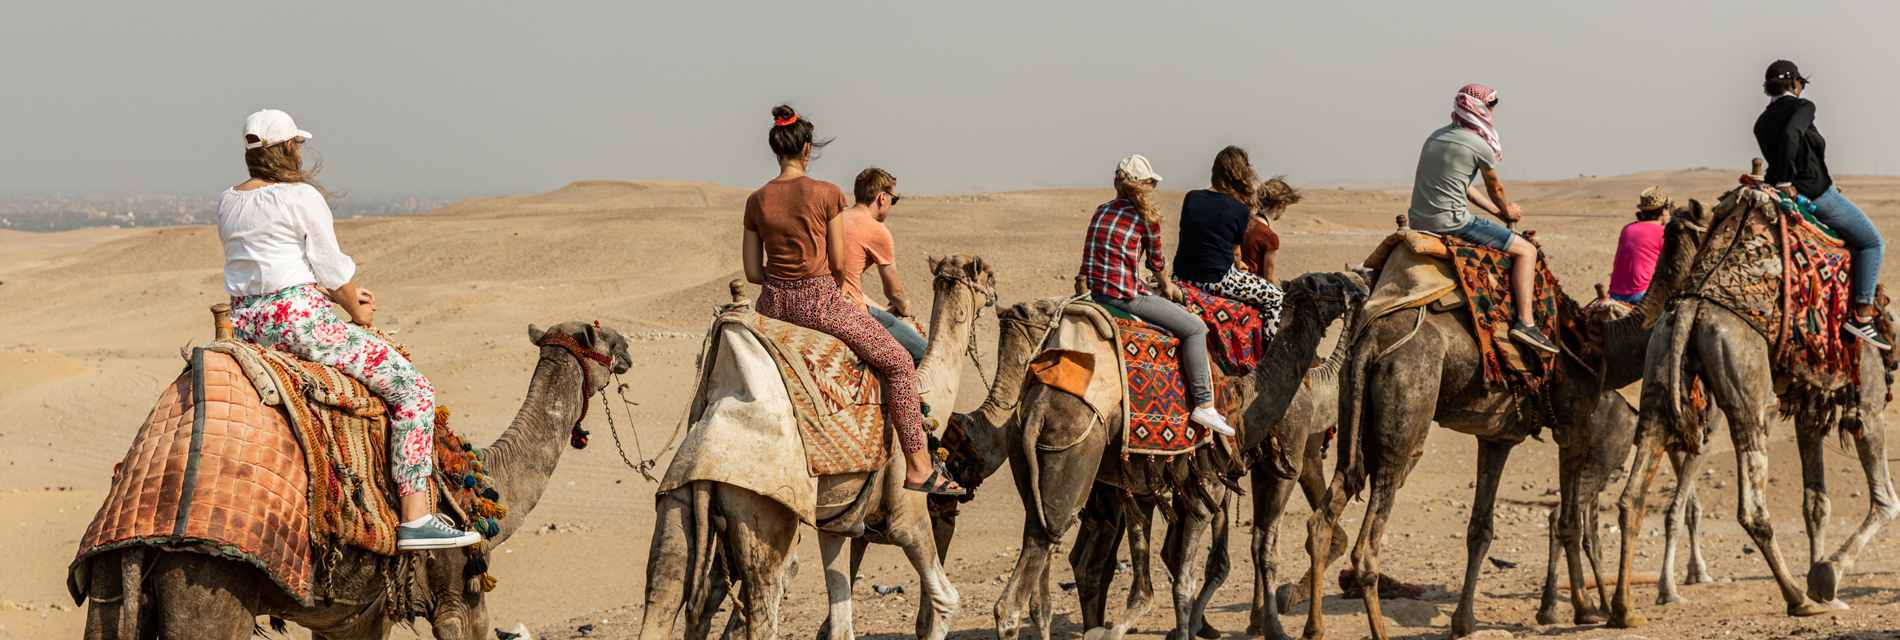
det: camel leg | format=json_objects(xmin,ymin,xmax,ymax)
[
  {"xmin": 1657, "ymin": 447, "xmax": 1706, "ymax": 605},
  {"xmin": 146, "ymin": 552, "xmax": 263, "ymax": 640},
  {"xmin": 1447, "ymin": 439, "xmax": 1514, "ymax": 638},
  {"xmin": 1609, "ymin": 397, "xmax": 1670, "ymax": 629},
  {"xmin": 718, "ymin": 487, "xmax": 797, "ymax": 640},
  {"xmin": 1536, "ymin": 507, "xmax": 1564, "ymax": 625},
  {"xmin": 1108, "ymin": 497, "xmax": 1159, "ymax": 640},
  {"xmin": 641, "ymin": 491, "xmax": 695, "ymax": 640},
  {"xmin": 1300, "ymin": 469, "xmax": 1357, "ymax": 640},
  {"xmin": 1160, "ymin": 489, "xmax": 1218, "ymax": 640},
  {"xmin": 1547, "ymin": 436, "xmax": 1603, "ymax": 625},
  {"xmin": 817, "ymin": 533, "xmax": 855, "ymax": 640},
  {"xmin": 1071, "ymin": 485, "xmax": 1123, "ymax": 632},
  {"xmin": 1807, "ymin": 375, "xmax": 1899, "ymax": 609},
  {"xmin": 1278, "ymin": 452, "xmax": 1350, "ymax": 615},
  {"xmin": 1196, "ymin": 491, "xmax": 1232, "ymax": 640},
  {"xmin": 1248, "ymin": 461, "xmax": 1303, "ymax": 639},
  {"xmin": 1683, "ymin": 444, "xmax": 1714, "ymax": 586},
  {"xmin": 817, "ymin": 538, "xmax": 871, "ymax": 640},
  {"xmin": 1728, "ymin": 414, "xmax": 1830, "ymax": 616},
  {"xmin": 688, "ymin": 549, "xmax": 731, "ymax": 640},
  {"xmin": 894, "ymin": 526, "xmax": 961, "ymax": 640}
]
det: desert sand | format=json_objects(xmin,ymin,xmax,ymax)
[{"xmin": 4, "ymin": 170, "xmax": 1900, "ymax": 639}]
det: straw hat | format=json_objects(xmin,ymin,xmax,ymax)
[{"xmin": 1638, "ymin": 186, "xmax": 1672, "ymax": 212}]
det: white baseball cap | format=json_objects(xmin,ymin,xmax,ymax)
[
  {"xmin": 243, "ymin": 109, "xmax": 313, "ymax": 149},
  {"xmin": 1118, "ymin": 154, "xmax": 1162, "ymax": 183}
]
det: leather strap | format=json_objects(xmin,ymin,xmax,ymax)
[
  {"xmin": 173, "ymin": 347, "xmax": 208, "ymax": 537},
  {"xmin": 535, "ymin": 331, "xmax": 613, "ymax": 449}
]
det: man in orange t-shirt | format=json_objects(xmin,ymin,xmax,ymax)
[{"xmin": 841, "ymin": 168, "xmax": 926, "ymax": 363}]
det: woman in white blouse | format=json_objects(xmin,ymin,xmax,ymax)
[{"xmin": 217, "ymin": 109, "xmax": 478, "ymax": 550}]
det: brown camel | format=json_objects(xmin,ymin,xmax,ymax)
[
  {"xmin": 1299, "ymin": 204, "xmax": 1708, "ymax": 640},
  {"xmin": 1610, "ymin": 189, "xmax": 1899, "ymax": 626},
  {"xmin": 638, "ymin": 255, "xmax": 997, "ymax": 640},
  {"xmin": 994, "ymin": 271, "xmax": 1366, "ymax": 640},
  {"xmin": 73, "ymin": 321, "xmax": 633, "ymax": 640},
  {"xmin": 692, "ymin": 297, "xmax": 1065, "ymax": 640}
]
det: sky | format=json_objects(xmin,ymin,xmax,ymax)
[{"xmin": 3, "ymin": 1, "xmax": 1898, "ymax": 198}]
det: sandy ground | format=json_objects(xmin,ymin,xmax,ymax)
[{"xmin": 5, "ymin": 170, "xmax": 1900, "ymax": 640}]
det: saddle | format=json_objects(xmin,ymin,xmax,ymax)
[
  {"xmin": 1358, "ymin": 228, "xmax": 1583, "ymax": 394},
  {"xmin": 71, "ymin": 337, "xmax": 503, "ymax": 604}
]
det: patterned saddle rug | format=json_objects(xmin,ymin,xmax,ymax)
[
  {"xmin": 1112, "ymin": 317, "xmax": 1245, "ymax": 456},
  {"xmin": 1176, "ymin": 282, "xmax": 1270, "ymax": 376},
  {"xmin": 1686, "ymin": 182, "xmax": 1858, "ymax": 390},
  {"xmin": 711, "ymin": 310, "xmax": 891, "ymax": 476},
  {"xmin": 72, "ymin": 339, "xmax": 501, "ymax": 604}
]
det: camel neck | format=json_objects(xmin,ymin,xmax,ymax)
[
  {"xmin": 1240, "ymin": 293, "xmax": 1339, "ymax": 453},
  {"xmin": 474, "ymin": 349, "xmax": 589, "ymax": 546},
  {"xmin": 914, "ymin": 287, "xmax": 981, "ymax": 414},
  {"xmin": 960, "ymin": 314, "xmax": 1044, "ymax": 475}
]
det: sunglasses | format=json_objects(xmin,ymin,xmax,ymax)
[{"xmin": 885, "ymin": 192, "xmax": 902, "ymax": 205}]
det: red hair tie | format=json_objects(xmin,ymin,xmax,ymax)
[{"xmin": 774, "ymin": 114, "xmax": 798, "ymax": 127}]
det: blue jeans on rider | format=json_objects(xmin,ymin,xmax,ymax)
[
  {"xmin": 1809, "ymin": 186, "xmax": 1885, "ymax": 307},
  {"xmin": 865, "ymin": 304, "xmax": 927, "ymax": 364},
  {"xmin": 1609, "ymin": 291, "xmax": 1645, "ymax": 305},
  {"xmin": 1445, "ymin": 216, "xmax": 1518, "ymax": 252}
]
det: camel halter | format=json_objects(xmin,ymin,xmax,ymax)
[{"xmin": 535, "ymin": 329, "xmax": 615, "ymax": 449}]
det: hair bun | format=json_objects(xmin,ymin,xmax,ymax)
[{"xmin": 771, "ymin": 105, "xmax": 797, "ymax": 120}]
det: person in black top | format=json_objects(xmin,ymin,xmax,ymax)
[
  {"xmin": 1753, "ymin": 60, "xmax": 1889, "ymax": 350},
  {"xmin": 1172, "ymin": 146, "xmax": 1285, "ymax": 336}
]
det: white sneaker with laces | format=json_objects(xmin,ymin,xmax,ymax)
[{"xmin": 1189, "ymin": 405, "xmax": 1235, "ymax": 437}]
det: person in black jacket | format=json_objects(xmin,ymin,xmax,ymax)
[{"xmin": 1754, "ymin": 60, "xmax": 1889, "ymax": 350}]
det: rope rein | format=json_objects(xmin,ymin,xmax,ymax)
[{"xmin": 533, "ymin": 331, "xmax": 613, "ymax": 449}]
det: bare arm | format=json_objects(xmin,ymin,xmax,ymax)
[
  {"xmin": 742, "ymin": 229, "xmax": 765, "ymax": 285},
  {"xmin": 1479, "ymin": 167, "xmax": 1521, "ymax": 224},
  {"xmin": 1466, "ymin": 183, "xmax": 1500, "ymax": 214},
  {"xmin": 1260, "ymin": 250, "xmax": 1278, "ymax": 284},
  {"xmin": 875, "ymin": 263, "xmax": 911, "ymax": 317},
  {"xmin": 826, "ymin": 216, "xmax": 848, "ymax": 288}
]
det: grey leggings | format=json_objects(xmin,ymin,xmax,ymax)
[{"xmin": 1092, "ymin": 292, "xmax": 1214, "ymax": 406}]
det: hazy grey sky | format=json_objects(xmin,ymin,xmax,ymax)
[{"xmin": 3, "ymin": 1, "xmax": 1897, "ymax": 197}]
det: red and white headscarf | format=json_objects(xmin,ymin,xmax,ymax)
[{"xmin": 1452, "ymin": 83, "xmax": 1502, "ymax": 162}]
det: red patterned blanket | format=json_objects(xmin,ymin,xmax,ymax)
[
  {"xmin": 1176, "ymin": 282, "xmax": 1269, "ymax": 376},
  {"xmin": 1113, "ymin": 318, "xmax": 1242, "ymax": 456},
  {"xmin": 1443, "ymin": 237, "xmax": 1569, "ymax": 392}
]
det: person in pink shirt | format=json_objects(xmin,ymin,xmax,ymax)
[
  {"xmin": 840, "ymin": 167, "xmax": 926, "ymax": 363},
  {"xmin": 1608, "ymin": 186, "xmax": 1672, "ymax": 304}
]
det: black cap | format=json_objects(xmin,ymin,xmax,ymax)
[{"xmin": 1766, "ymin": 60, "xmax": 1810, "ymax": 84}]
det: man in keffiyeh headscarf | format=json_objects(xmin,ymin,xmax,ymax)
[{"xmin": 1405, "ymin": 83, "xmax": 1558, "ymax": 353}]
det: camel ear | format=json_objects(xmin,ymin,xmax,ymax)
[
  {"xmin": 926, "ymin": 254, "xmax": 941, "ymax": 274},
  {"xmin": 528, "ymin": 324, "xmax": 547, "ymax": 344}
]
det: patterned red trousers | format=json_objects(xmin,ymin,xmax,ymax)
[{"xmin": 758, "ymin": 276, "xmax": 926, "ymax": 454}]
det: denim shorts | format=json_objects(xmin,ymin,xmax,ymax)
[{"xmin": 1445, "ymin": 216, "xmax": 1518, "ymax": 252}]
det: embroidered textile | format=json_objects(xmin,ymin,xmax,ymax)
[
  {"xmin": 1113, "ymin": 318, "xmax": 1243, "ymax": 456},
  {"xmin": 1444, "ymin": 237, "xmax": 1566, "ymax": 391},
  {"xmin": 1176, "ymin": 281, "xmax": 1270, "ymax": 376},
  {"xmin": 717, "ymin": 310, "xmax": 893, "ymax": 476}
]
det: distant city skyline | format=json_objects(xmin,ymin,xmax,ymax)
[{"xmin": 2, "ymin": 2, "xmax": 1897, "ymax": 200}]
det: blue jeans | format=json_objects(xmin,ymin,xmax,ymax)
[
  {"xmin": 1810, "ymin": 186, "xmax": 1885, "ymax": 306},
  {"xmin": 865, "ymin": 304, "xmax": 927, "ymax": 364},
  {"xmin": 1445, "ymin": 216, "xmax": 1518, "ymax": 252},
  {"xmin": 1609, "ymin": 291, "xmax": 1645, "ymax": 305}
]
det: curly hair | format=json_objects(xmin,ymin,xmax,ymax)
[
  {"xmin": 1114, "ymin": 169, "xmax": 1160, "ymax": 224},
  {"xmin": 1257, "ymin": 175, "xmax": 1302, "ymax": 211}
]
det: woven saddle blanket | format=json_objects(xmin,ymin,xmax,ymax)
[
  {"xmin": 1175, "ymin": 282, "xmax": 1270, "ymax": 376},
  {"xmin": 1031, "ymin": 302, "xmax": 1243, "ymax": 457},
  {"xmin": 1687, "ymin": 183, "xmax": 1858, "ymax": 390},
  {"xmin": 74, "ymin": 339, "xmax": 499, "ymax": 604},
  {"xmin": 708, "ymin": 310, "xmax": 891, "ymax": 476},
  {"xmin": 1359, "ymin": 230, "xmax": 1580, "ymax": 393}
]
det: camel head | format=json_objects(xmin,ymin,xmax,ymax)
[
  {"xmin": 1282, "ymin": 270, "xmax": 1367, "ymax": 324},
  {"xmin": 527, "ymin": 321, "xmax": 633, "ymax": 393},
  {"xmin": 928, "ymin": 253, "xmax": 999, "ymax": 311}
]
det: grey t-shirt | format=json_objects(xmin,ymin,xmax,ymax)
[{"xmin": 1407, "ymin": 124, "xmax": 1498, "ymax": 233}]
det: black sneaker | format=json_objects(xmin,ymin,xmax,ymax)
[
  {"xmin": 1509, "ymin": 322, "xmax": 1560, "ymax": 354},
  {"xmin": 1844, "ymin": 319, "xmax": 1893, "ymax": 351}
]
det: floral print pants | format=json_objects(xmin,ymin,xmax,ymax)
[
  {"xmin": 230, "ymin": 283, "xmax": 436, "ymax": 496},
  {"xmin": 757, "ymin": 276, "xmax": 926, "ymax": 454}
]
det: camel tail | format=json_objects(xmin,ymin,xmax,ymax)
[
  {"xmin": 119, "ymin": 547, "xmax": 144, "ymax": 639},
  {"xmin": 1019, "ymin": 387, "xmax": 1052, "ymax": 538},
  {"xmin": 1656, "ymin": 299, "xmax": 1699, "ymax": 453},
  {"xmin": 682, "ymin": 482, "xmax": 717, "ymax": 627},
  {"xmin": 1331, "ymin": 330, "xmax": 1377, "ymax": 499}
]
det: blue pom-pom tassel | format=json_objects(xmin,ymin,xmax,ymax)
[{"xmin": 463, "ymin": 474, "xmax": 478, "ymax": 488}]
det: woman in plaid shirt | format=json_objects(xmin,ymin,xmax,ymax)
[{"xmin": 1080, "ymin": 155, "xmax": 1233, "ymax": 437}]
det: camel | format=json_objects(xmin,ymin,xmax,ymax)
[
  {"xmin": 690, "ymin": 297, "xmax": 1065, "ymax": 640},
  {"xmin": 74, "ymin": 320, "xmax": 633, "ymax": 640},
  {"xmin": 993, "ymin": 271, "xmax": 1366, "ymax": 640},
  {"xmin": 1609, "ymin": 190, "xmax": 1900, "ymax": 626},
  {"xmin": 1298, "ymin": 204, "xmax": 1709, "ymax": 640},
  {"xmin": 638, "ymin": 255, "xmax": 997, "ymax": 640}
]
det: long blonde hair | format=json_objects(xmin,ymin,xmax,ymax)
[
  {"xmin": 1113, "ymin": 169, "xmax": 1160, "ymax": 224},
  {"xmin": 244, "ymin": 138, "xmax": 342, "ymax": 200}
]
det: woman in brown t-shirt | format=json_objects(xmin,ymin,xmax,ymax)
[
  {"xmin": 741, "ymin": 106, "xmax": 963, "ymax": 496},
  {"xmin": 1239, "ymin": 177, "xmax": 1301, "ymax": 284}
]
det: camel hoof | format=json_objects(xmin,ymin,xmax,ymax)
[
  {"xmin": 1789, "ymin": 600, "xmax": 1834, "ymax": 617},
  {"xmin": 1824, "ymin": 599, "xmax": 1851, "ymax": 611},
  {"xmin": 1575, "ymin": 609, "xmax": 1608, "ymax": 625},
  {"xmin": 1196, "ymin": 622, "xmax": 1222, "ymax": 639},
  {"xmin": 1806, "ymin": 561, "xmax": 1842, "ymax": 603},
  {"xmin": 1608, "ymin": 612, "xmax": 1648, "ymax": 629},
  {"xmin": 1275, "ymin": 584, "xmax": 1303, "ymax": 612},
  {"xmin": 1450, "ymin": 614, "xmax": 1476, "ymax": 638},
  {"xmin": 1533, "ymin": 609, "xmax": 1560, "ymax": 626},
  {"xmin": 1655, "ymin": 591, "xmax": 1688, "ymax": 606},
  {"xmin": 1685, "ymin": 567, "xmax": 1713, "ymax": 585}
]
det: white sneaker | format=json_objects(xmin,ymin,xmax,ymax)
[{"xmin": 1189, "ymin": 406, "xmax": 1235, "ymax": 437}]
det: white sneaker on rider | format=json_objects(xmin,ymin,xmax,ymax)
[{"xmin": 1189, "ymin": 405, "xmax": 1235, "ymax": 437}]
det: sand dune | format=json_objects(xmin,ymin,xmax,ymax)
[{"xmin": 4, "ymin": 170, "xmax": 1900, "ymax": 638}]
